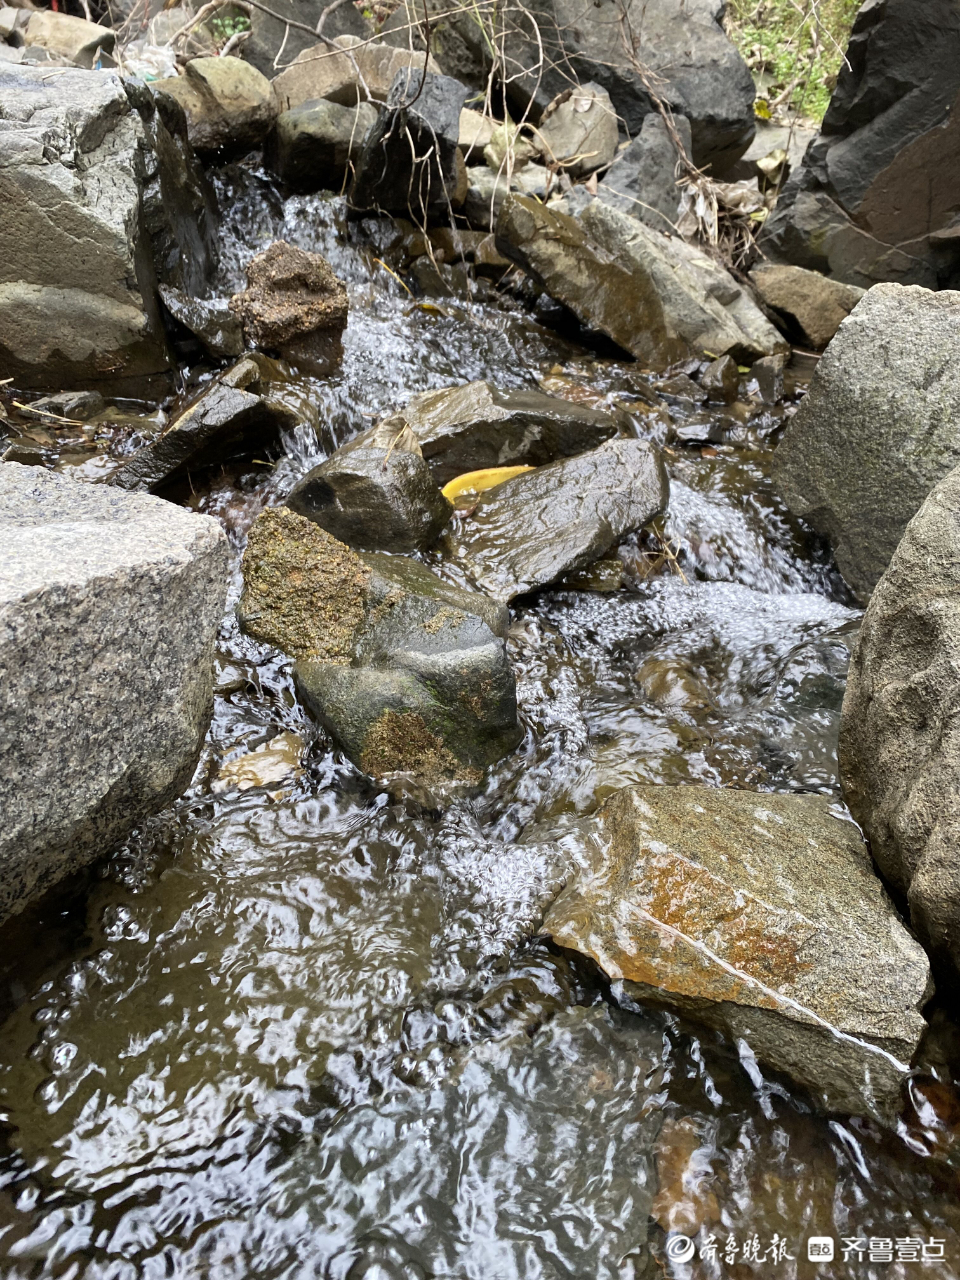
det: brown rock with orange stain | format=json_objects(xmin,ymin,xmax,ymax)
[{"xmin": 542, "ymin": 785, "xmax": 932, "ymax": 1124}]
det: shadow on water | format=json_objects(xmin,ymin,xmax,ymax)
[{"xmin": 2, "ymin": 168, "xmax": 960, "ymax": 1279}]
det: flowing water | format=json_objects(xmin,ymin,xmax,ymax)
[{"xmin": 2, "ymin": 169, "xmax": 960, "ymax": 1280}]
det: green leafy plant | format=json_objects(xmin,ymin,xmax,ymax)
[{"xmin": 209, "ymin": 11, "xmax": 252, "ymax": 42}]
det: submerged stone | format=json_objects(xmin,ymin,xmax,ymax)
[
  {"xmin": 542, "ymin": 784, "xmax": 932, "ymax": 1123},
  {"xmin": 442, "ymin": 437, "xmax": 668, "ymax": 602},
  {"xmin": 238, "ymin": 507, "xmax": 520, "ymax": 784}
]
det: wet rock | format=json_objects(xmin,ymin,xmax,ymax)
[
  {"xmin": 760, "ymin": 0, "xmax": 960, "ymax": 290},
  {"xmin": 272, "ymin": 34, "xmax": 441, "ymax": 112},
  {"xmin": 27, "ymin": 390, "xmax": 105, "ymax": 421},
  {"xmin": 594, "ymin": 113, "xmax": 692, "ymax": 233},
  {"xmin": 700, "ymin": 354, "xmax": 739, "ymax": 403},
  {"xmin": 349, "ymin": 69, "xmax": 468, "ymax": 219},
  {"xmin": 749, "ymin": 263, "xmax": 865, "ymax": 349},
  {"xmin": 213, "ymin": 731, "xmax": 304, "ymax": 793},
  {"xmin": 286, "ymin": 420, "xmax": 454, "ymax": 552},
  {"xmin": 543, "ymin": 784, "xmax": 932, "ymax": 1123},
  {"xmin": 747, "ymin": 352, "xmax": 785, "ymax": 404},
  {"xmin": 229, "ymin": 240, "xmax": 348, "ymax": 375},
  {"xmin": 109, "ymin": 355, "xmax": 298, "ymax": 493},
  {"xmin": 153, "ymin": 57, "xmax": 277, "ymax": 159},
  {"xmin": 22, "ymin": 10, "xmax": 114, "ymax": 68},
  {"xmin": 496, "ymin": 194, "xmax": 786, "ymax": 370},
  {"xmin": 0, "ymin": 65, "xmax": 215, "ymax": 393},
  {"xmin": 443, "ymin": 436, "xmax": 668, "ymax": 602},
  {"xmin": 267, "ymin": 99, "xmax": 378, "ymax": 192},
  {"xmin": 238, "ymin": 507, "xmax": 520, "ymax": 784},
  {"xmin": 772, "ymin": 284, "xmax": 960, "ymax": 601},
  {"xmin": 381, "ymin": 380, "xmax": 624, "ymax": 486},
  {"xmin": 158, "ymin": 286, "xmax": 245, "ymax": 359},
  {"xmin": 0, "ymin": 463, "xmax": 228, "ymax": 925},
  {"xmin": 242, "ymin": 0, "xmax": 370, "ymax": 81},
  {"xmin": 536, "ymin": 83, "xmax": 618, "ymax": 178},
  {"xmin": 841, "ymin": 464, "xmax": 960, "ymax": 982}
]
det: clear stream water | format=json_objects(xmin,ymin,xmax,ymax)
[{"xmin": 1, "ymin": 171, "xmax": 959, "ymax": 1280}]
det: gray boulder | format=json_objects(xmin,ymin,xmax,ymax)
[
  {"xmin": 536, "ymin": 82, "xmax": 618, "ymax": 178},
  {"xmin": 593, "ymin": 113, "xmax": 691, "ymax": 233},
  {"xmin": 271, "ymin": 35, "xmax": 442, "ymax": 112},
  {"xmin": 0, "ymin": 464, "xmax": 228, "ymax": 924},
  {"xmin": 286, "ymin": 420, "xmax": 453, "ymax": 552},
  {"xmin": 442, "ymin": 436, "xmax": 668, "ymax": 601},
  {"xmin": 0, "ymin": 65, "xmax": 216, "ymax": 393},
  {"xmin": 771, "ymin": 284, "xmax": 960, "ymax": 602},
  {"xmin": 238, "ymin": 507, "xmax": 520, "ymax": 784},
  {"xmin": 109, "ymin": 354, "xmax": 299, "ymax": 493},
  {"xmin": 496, "ymin": 194, "xmax": 786, "ymax": 370},
  {"xmin": 268, "ymin": 99, "xmax": 378, "ymax": 192},
  {"xmin": 543, "ymin": 785, "xmax": 932, "ymax": 1123},
  {"xmin": 760, "ymin": 0, "xmax": 960, "ymax": 290},
  {"xmin": 841, "ymin": 464, "xmax": 960, "ymax": 981},
  {"xmin": 153, "ymin": 57, "xmax": 277, "ymax": 159},
  {"xmin": 749, "ymin": 263, "xmax": 864, "ymax": 349},
  {"xmin": 382, "ymin": 380, "xmax": 623, "ymax": 485},
  {"xmin": 462, "ymin": 163, "xmax": 552, "ymax": 231},
  {"xmin": 242, "ymin": 0, "xmax": 370, "ymax": 80},
  {"xmin": 21, "ymin": 10, "xmax": 114, "ymax": 68},
  {"xmin": 158, "ymin": 286, "xmax": 244, "ymax": 359},
  {"xmin": 349, "ymin": 68, "xmax": 468, "ymax": 219}
]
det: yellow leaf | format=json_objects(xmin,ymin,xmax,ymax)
[
  {"xmin": 442, "ymin": 465, "xmax": 535, "ymax": 504},
  {"xmin": 754, "ymin": 99, "xmax": 772, "ymax": 120}
]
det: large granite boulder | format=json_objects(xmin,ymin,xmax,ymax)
[
  {"xmin": 0, "ymin": 65, "xmax": 216, "ymax": 393},
  {"xmin": 380, "ymin": 380, "xmax": 623, "ymax": 485},
  {"xmin": 841, "ymin": 465, "xmax": 960, "ymax": 981},
  {"xmin": 349, "ymin": 69, "xmax": 468, "ymax": 220},
  {"xmin": 286, "ymin": 419, "xmax": 454, "ymax": 552},
  {"xmin": 242, "ymin": 0, "xmax": 369, "ymax": 80},
  {"xmin": 442, "ymin": 437, "xmax": 668, "ymax": 601},
  {"xmin": 153, "ymin": 57, "xmax": 277, "ymax": 159},
  {"xmin": 0, "ymin": 464, "xmax": 228, "ymax": 924},
  {"xmin": 760, "ymin": 0, "xmax": 960, "ymax": 290},
  {"xmin": 380, "ymin": 0, "xmax": 755, "ymax": 172},
  {"xmin": 109, "ymin": 354, "xmax": 299, "ymax": 493},
  {"xmin": 496, "ymin": 194, "xmax": 786, "ymax": 369},
  {"xmin": 238, "ymin": 507, "xmax": 521, "ymax": 784},
  {"xmin": 543, "ymin": 785, "xmax": 932, "ymax": 1123},
  {"xmin": 771, "ymin": 284, "xmax": 960, "ymax": 602}
]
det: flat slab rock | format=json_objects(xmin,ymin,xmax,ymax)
[
  {"xmin": 384, "ymin": 380, "xmax": 624, "ymax": 486},
  {"xmin": 542, "ymin": 785, "xmax": 932, "ymax": 1123},
  {"xmin": 442, "ymin": 436, "xmax": 668, "ymax": 602},
  {"xmin": 0, "ymin": 464, "xmax": 228, "ymax": 923},
  {"xmin": 238, "ymin": 506, "xmax": 520, "ymax": 784}
]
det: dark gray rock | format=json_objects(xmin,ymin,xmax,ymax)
[
  {"xmin": 238, "ymin": 506, "xmax": 520, "ymax": 784},
  {"xmin": 27, "ymin": 390, "xmax": 105, "ymax": 421},
  {"xmin": 286, "ymin": 421, "xmax": 454, "ymax": 552},
  {"xmin": 152, "ymin": 57, "xmax": 277, "ymax": 160},
  {"xmin": 0, "ymin": 65, "xmax": 216, "ymax": 394},
  {"xmin": 109, "ymin": 355, "xmax": 299, "ymax": 493},
  {"xmin": 760, "ymin": 0, "xmax": 960, "ymax": 290},
  {"xmin": 268, "ymin": 99, "xmax": 378, "ymax": 192},
  {"xmin": 0, "ymin": 464, "xmax": 228, "ymax": 924},
  {"xmin": 382, "ymin": 380, "xmax": 624, "ymax": 485},
  {"xmin": 771, "ymin": 284, "xmax": 960, "ymax": 602},
  {"xmin": 841, "ymin": 464, "xmax": 960, "ymax": 981},
  {"xmin": 242, "ymin": 0, "xmax": 370, "ymax": 80},
  {"xmin": 700, "ymin": 354, "xmax": 739, "ymax": 403},
  {"xmin": 349, "ymin": 69, "xmax": 468, "ymax": 219},
  {"xmin": 443, "ymin": 436, "xmax": 668, "ymax": 601},
  {"xmin": 159, "ymin": 286, "xmax": 244, "ymax": 359},
  {"xmin": 747, "ymin": 353, "xmax": 785, "ymax": 404},
  {"xmin": 543, "ymin": 784, "xmax": 932, "ymax": 1123},
  {"xmin": 495, "ymin": 194, "xmax": 786, "ymax": 370},
  {"xmin": 594, "ymin": 113, "xmax": 691, "ymax": 233},
  {"xmin": 749, "ymin": 263, "xmax": 864, "ymax": 349}
]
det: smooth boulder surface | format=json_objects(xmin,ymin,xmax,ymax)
[
  {"xmin": 771, "ymin": 284, "xmax": 960, "ymax": 601},
  {"xmin": 349, "ymin": 69, "xmax": 468, "ymax": 219},
  {"xmin": 0, "ymin": 464, "xmax": 229, "ymax": 924},
  {"xmin": 272, "ymin": 35, "xmax": 442, "ymax": 112},
  {"xmin": 238, "ymin": 508, "xmax": 520, "ymax": 783},
  {"xmin": 22, "ymin": 10, "xmax": 114, "ymax": 67},
  {"xmin": 760, "ymin": 0, "xmax": 960, "ymax": 290},
  {"xmin": 749, "ymin": 263, "xmax": 864, "ymax": 349},
  {"xmin": 841, "ymin": 465, "xmax": 960, "ymax": 981},
  {"xmin": 543, "ymin": 785, "xmax": 932, "ymax": 1123},
  {"xmin": 443, "ymin": 437, "xmax": 668, "ymax": 601},
  {"xmin": 382, "ymin": 380, "xmax": 623, "ymax": 485},
  {"xmin": 153, "ymin": 57, "xmax": 277, "ymax": 159},
  {"xmin": 286, "ymin": 420, "xmax": 454, "ymax": 552},
  {"xmin": 536, "ymin": 82, "xmax": 618, "ymax": 178},
  {"xmin": 268, "ymin": 100, "xmax": 378, "ymax": 192},
  {"xmin": 229, "ymin": 240, "xmax": 348, "ymax": 374},
  {"xmin": 496, "ymin": 194, "xmax": 786, "ymax": 369},
  {"xmin": 242, "ymin": 0, "xmax": 369, "ymax": 80},
  {"xmin": 158, "ymin": 286, "xmax": 244, "ymax": 359},
  {"xmin": 109, "ymin": 354, "xmax": 299, "ymax": 493},
  {"xmin": 0, "ymin": 65, "xmax": 216, "ymax": 392}
]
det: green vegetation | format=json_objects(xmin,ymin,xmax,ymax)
[
  {"xmin": 209, "ymin": 10, "xmax": 252, "ymax": 43},
  {"xmin": 727, "ymin": 0, "xmax": 862, "ymax": 123}
]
